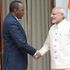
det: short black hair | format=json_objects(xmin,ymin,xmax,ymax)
[{"xmin": 9, "ymin": 1, "xmax": 22, "ymax": 12}]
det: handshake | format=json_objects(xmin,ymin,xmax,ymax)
[{"xmin": 33, "ymin": 50, "xmax": 41, "ymax": 59}]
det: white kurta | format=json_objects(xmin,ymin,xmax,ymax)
[{"xmin": 39, "ymin": 19, "xmax": 70, "ymax": 69}]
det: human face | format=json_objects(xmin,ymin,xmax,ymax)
[
  {"xmin": 51, "ymin": 8, "xmax": 64, "ymax": 24},
  {"xmin": 16, "ymin": 3, "xmax": 24, "ymax": 19}
]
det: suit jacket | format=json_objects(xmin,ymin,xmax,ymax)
[{"xmin": 3, "ymin": 13, "xmax": 36, "ymax": 70}]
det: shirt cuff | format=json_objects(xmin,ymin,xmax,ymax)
[{"xmin": 38, "ymin": 45, "xmax": 49, "ymax": 56}]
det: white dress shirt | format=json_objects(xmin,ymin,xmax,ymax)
[{"xmin": 39, "ymin": 19, "xmax": 70, "ymax": 69}]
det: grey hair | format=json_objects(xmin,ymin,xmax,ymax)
[{"xmin": 53, "ymin": 7, "xmax": 67, "ymax": 18}]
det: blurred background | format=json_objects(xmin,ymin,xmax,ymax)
[{"xmin": 0, "ymin": 0, "xmax": 70, "ymax": 70}]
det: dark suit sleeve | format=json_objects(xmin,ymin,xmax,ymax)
[{"xmin": 8, "ymin": 21, "xmax": 36, "ymax": 56}]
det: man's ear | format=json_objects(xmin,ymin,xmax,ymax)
[{"xmin": 14, "ymin": 9, "xmax": 18, "ymax": 14}]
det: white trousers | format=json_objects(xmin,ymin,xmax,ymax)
[{"xmin": 52, "ymin": 68, "xmax": 70, "ymax": 70}]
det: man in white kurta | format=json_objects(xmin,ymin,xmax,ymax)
[{"xmin": 34, "ymin": 8, "xmax": 70, "ymax": 70}]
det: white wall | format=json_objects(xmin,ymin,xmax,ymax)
[
  {"xmin": 55, "ymin": 0, "xmax": 70, "ymax": 21},
  {"xmin": 55, "ymin": 0, "xmax": 67, "ymax": 8}
]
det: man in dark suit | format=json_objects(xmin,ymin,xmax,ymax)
[{"xmin": 3, "ymin": 1, "xmax": 36, "ymax": 70}]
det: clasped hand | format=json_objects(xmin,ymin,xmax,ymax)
[{"xmin": 33, "ymin": 50, "xmax": 41, "ymax": 59}]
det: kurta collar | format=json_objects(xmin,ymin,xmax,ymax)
[{"xmin": 55, "ymin": 19, "xmax": 67, "ymax": 27}]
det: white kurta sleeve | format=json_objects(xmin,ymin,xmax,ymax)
[{"xmin": 38, "ymin": 34, "xmax": 50, "ymax": 56}]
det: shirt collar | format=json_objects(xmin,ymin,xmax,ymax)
[
  {"xmin": 14, "ymin": 16, "xmax": 19, "ymax": 21},
  {"xmin": 55, "ymin": 19, "xmax": 67, "ymax": 26}
]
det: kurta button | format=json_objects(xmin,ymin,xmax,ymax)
[
  {"xmin": 55, "ymin": 57, "xmax": 57, "ymax": 59},
  {"xmin": 69, "ymin": 30, "xmax": 70, "ymax": 32},
  {"xmin": 55, "ymin": 33, "xmax": 57, "ymax": 35},
  {"xmin": 54, "ymin": 51, "xmax": 56, "ymax": 53},
  {"xmin": 56, "ymin": 27, "xmax": 58, "ymax": 29},
  {"xmin": 55, "ymin": 39, "xmax": 57, "ymax": 41},
  {"xmin": 60, "ymin": 33, "xmax": 61, "ymax": 35},
  {"xmin": 54, "ymin": 45, "xmax": 56, "ymax": 47}
]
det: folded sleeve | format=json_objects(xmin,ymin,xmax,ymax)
[
  {"xmin": 38, "ymin": 34, "xmax": 50, "ymax": 56},
  {"xmin": 8, "ymin": 21, "xmax": 36, "ymax": 56}
]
